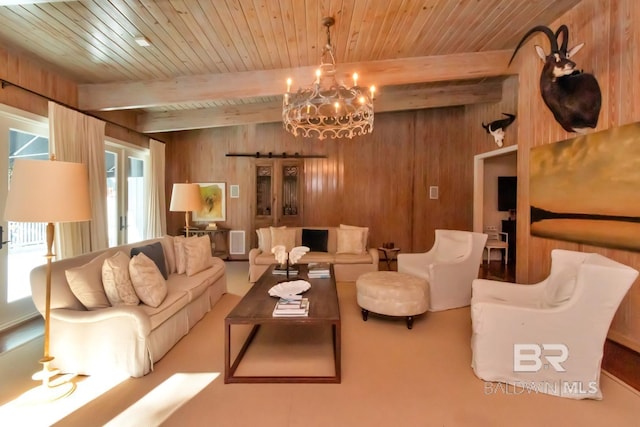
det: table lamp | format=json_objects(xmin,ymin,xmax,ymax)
[
  {"xmin": 4, "ymin": 157, "xmax": 91, "ymax": 402},
  {"xmin": 169, "ymin": 183, "xmax": 202, "ymax": 237}
]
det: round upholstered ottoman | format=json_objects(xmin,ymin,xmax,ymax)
[{"xmin": 356, "ymin": 271, "xmax": 429, "ymax": 329}]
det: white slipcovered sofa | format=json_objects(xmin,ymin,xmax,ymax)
[
  {"xmin": 249, "ymin": 225, "xmax": 378, "ymax": 283},
  {"xmin": 470, "ymin": 249, "xmax": 638, "ymax": 399},
  {"xmin": 30, "ymin": 235, "xmax": 226, "ymax": 378}
]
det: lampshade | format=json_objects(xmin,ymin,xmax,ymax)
[
  {"xmin": 4, "ymin": 158, "xmax": 91, "ymax": 223},
  {"xmin": 169, "ymin": 183, "xmax": 202, "ymax": 212}
]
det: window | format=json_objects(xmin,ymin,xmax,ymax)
[
  {"xmin": 105, "ymin": 140, "xmax": 149, "ymax": 246},
  {"xmin": 0, "ymin": 105, "xmax": 48, "ymax": 330}
]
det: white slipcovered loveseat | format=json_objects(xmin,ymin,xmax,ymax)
[
  {"xmin": 249, "ymin": 225, "xmax": 378, "ymax": 283},
  {"xmin": 30, "ymin": 235, "xmax": 226, "ymax": 378}
]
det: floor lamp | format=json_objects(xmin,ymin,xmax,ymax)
[
  {"xmin": 4, "ymin": 157, "xmax": 91, "ymax": 402},
  {"xmin": 169, "ymin": 183, "xmax": 202, "ymax": 237}
]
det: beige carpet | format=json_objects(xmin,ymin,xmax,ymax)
[
  {"xmin": 56, "ymin": 287, "xmax": 640, "ymax": 425},
  {"xmin": 3, "ymin": 262, "xmax": 639, "ymax": 426}
]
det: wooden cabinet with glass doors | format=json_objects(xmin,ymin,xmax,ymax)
[{"xmin": 253, "ymin": 159, "xmax": 303, "ymax": 244}]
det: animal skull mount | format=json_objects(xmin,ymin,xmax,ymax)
[
  {"xmin": 509, "ymin": 25, "xmax": 601, "ymax": 133},
  {"xmin": 482, "ymin": 113, "xmax": 516, "ymax": 147}
]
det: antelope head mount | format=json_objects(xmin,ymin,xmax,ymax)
[{"xmin": 509, "ymin": 25, "xmax": 601, "ymax": 133}]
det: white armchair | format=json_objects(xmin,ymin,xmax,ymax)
[
  {"xmin": 398, "ymin": 229, "xmax": 488, "ymax": 311},
  {"xmin": 470, "ymin": 249, "xmax": 638, "ymax": 399}
]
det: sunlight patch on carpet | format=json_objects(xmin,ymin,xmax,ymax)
[
  {"xmin": 104, "ymin": 372, "xmax": 218, "ymax": 427},
  {"xmin": 0, "ymin": 372, "xmax": 128, "ymax": 426}
]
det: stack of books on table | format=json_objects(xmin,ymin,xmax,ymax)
[
  {"xmin": 272, "ymin": 296, "xmax": 310, "ymax": 317},
  {"xmin": 272, "ymin": 265, "xmax": 299, "ymax": 276},
  {"xmin": 307, "ymin": 262, "xmax": 331, "ymax": 278}
]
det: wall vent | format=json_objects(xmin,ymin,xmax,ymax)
[{"xmin": 229, "ymin": 230, "xmax": 246, "ymax": 255}]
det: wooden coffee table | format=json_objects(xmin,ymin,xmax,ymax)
[{"xmin": 224, "ymin": 264, "xmax": 341, "ymax": 383}]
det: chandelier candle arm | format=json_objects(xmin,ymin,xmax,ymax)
[{"xmin": 282, "ymin": 16, "xmax": 375, "ymax": 140}]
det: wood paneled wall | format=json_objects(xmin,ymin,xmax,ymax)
[
  {"xmin": 0, "ymin": 51, "xmax": 151, "ymax": 146},
  {"xmin": 519, "ymin": 0, "xmax": 640, "ymax": 354},
  {"xmin": 165, "ymin": 108, "xmax": 473, "ymax": 257},
  {"xmin": 6, "ymin": 0, "xmax": 637, "ymax": 359},
  {"xmin": 166, "ymin": 0, "xmax": 640, "ymax": 355},
  {"xmin": 0, "ymin": 44, "xmax": 159, "ymax": 150},
  {"xmin": 0, "ymin": 46, "xmax": 76, "ymax": 116},
  {"xmin": 463, "ymin": 0, "xmax": 640, "ymax": 354}
]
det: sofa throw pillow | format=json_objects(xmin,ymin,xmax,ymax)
[
  {"xmin": 131, "ymin": 242, "xmax": 168, "ymax": 279},
  {"xmin": 336, "ymin": 228, "xmax": 365, "ymax": 254},
  {"xmin": 302, "ymin": 229, "xmax": 329, "ymax": 252},
  {"xmin": 102, "ymin": 251, "xmax": 139, "ymax": 306},
  {"xmin": 256, "ymin": 228, "xmax": 272, "ymax": 252},
  {"xmin": 129, "ymin": 253, "xmax": 167, "ymax": 308},
  {"xmin": 160, "ymin": 235, "xmax": 176, "ymax": 274},
  {"xmin": 174, "ymin": 235, "xmax": 187, "ymax": 274},
  {"xmin": 339, "ymin": 224, "xmax": 369, "ymax": 250},
  {"xmin": 184, "ymin": 235, "xmax": 212, "ymax": 276},
  {"xmin": 270, "ymin": 226, "xmax": 296, "ymax": 251},
  {"xmin": 65, "ymin": 251, "xmax": 112, "ymax": 310}
]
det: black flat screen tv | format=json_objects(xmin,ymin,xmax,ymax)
[{"xmin": 497, "ymin": 176, "xmax": 517, "ymax": 212}]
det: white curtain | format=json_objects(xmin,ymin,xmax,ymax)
[
  {"xmin": 146, "ymin": 138, "xmax": 167, "ymax": 238},
  {"xmin": 49, "ymin": 102, "xmax": 108, "ymax": 258}
]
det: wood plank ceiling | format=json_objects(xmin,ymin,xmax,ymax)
[{"xmin": 0, "ymin": 0, "xmax": 582, "ymax": 134}]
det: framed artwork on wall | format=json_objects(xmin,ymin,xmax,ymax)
[
  {"xmin": 192, "ymin": 182, "xmax": 226, "ymax": 222},
  {"xmin": 530, "ymin": 121, "xmax": 640, "ymax": 251}
]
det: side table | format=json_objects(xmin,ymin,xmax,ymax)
[
  {"xmin": 378, "ymin": 247, "xmax": 400, "ymax": 271},
  {"xmin": 183, "ymin": 227, "xmax": 230, "ymax": 260}
]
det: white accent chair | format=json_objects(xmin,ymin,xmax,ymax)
[
  {"xmin": 484, "ymin": 231, "xmax": 509, "ymax": 264},
  {"xmin": 397, "ymin": 229, "xmax": 488, "ymax": 311},
  {"xmin": 470, "ymin": 249, "xmax": 638, "ymax": 400}
]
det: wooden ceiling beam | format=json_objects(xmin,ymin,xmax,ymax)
[
  {"xmin": 81, "ymin": 50, "xmax": 513, "ymax": 111},
  {"xmin": 137, "ymin": 102, "xmax": 284, "ymax": 133},
  {"xmin": 374, "ymin": 81, "xmax": 504, "ymax": 113},
  {"xmin": 138, "ymin": 81, "xmax": 504, "ymax": 133}
]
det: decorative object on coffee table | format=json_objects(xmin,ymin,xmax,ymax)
[
  {"xmin": 268, "ymin": 280, "xmax": 311, "ymax": 298},
  {"xmin": 271, "ymin": 245, "xmax": 310, "ymax": 279}
]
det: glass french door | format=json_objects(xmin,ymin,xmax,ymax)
[
  {"xmin": 105, "ymin": 141, "xmax": 148, "ymax": 246},
  {"xmin": 0, "ymin": 105, "xmax": 49, "ymax": 330}
]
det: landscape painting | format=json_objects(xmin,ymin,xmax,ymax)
[
  {"xmin": 530, "ymin": 121, "xmax": 640, "ymax": 252},
  {"xmin": 193, "ymin": 182, "xmax": 226, "ymax": 222}
]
